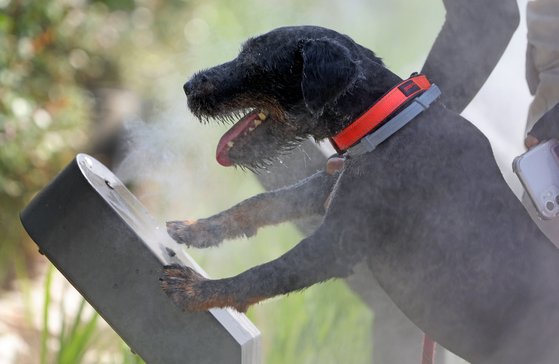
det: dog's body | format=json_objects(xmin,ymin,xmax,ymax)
[{"xmin": 161, "ymin": 26, "xmax": 559, "ymax": 363}]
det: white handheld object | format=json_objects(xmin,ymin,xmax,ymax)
[{"xmin": 513, "ymin": 139, "xmax": 559, "ymax": 220}]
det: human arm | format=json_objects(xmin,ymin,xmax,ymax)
[{"xmin": 422, "ymin": 0, "xmax": 520, "ymax": 114}]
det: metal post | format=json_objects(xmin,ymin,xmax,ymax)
[{"xmin": 20, "ymin": 154, "xmax": 261, "ymax": 364}]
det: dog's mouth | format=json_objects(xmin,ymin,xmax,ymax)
[{"xmin": 215, "ymin": 109, "xmax": 269, "ymax": 167}]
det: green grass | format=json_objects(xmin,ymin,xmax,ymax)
[
  {"xmin": 41, "ymin": 264, "xmax": 101, "ymax": 364},
  {"xmin": 55, "ymin": 299, "xmax": 99, "ymax": 364},
  {"xmin": 40, "ymin": 265, "xmax": 53, "ymax": 364},
  {"xmin": 251, "ymin": 280, "xmax": 373, "ymax": 364}
]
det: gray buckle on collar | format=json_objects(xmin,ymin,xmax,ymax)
[{"xmin": 346, "ymin": 84, "xmax": 441, "ymax": 157}]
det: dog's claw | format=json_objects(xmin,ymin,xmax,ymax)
[
  {"xmin": 160, "ymin": 264, "xmax": 208, "ymax": 312},
  {"xmin": 166, "ymin": 219, "xmax": 225, "ymax": 248},
  {"xmin": 166, "ymin": 221, "xmax": 190, "ymax": 245}
]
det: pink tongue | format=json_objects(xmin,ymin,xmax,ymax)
[{"xmin": 216, "ymin": 111, "xmax": 259, "ymax": 167}]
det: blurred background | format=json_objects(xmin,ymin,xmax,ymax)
[{"xmin": 0, "ymin": 0, "xmax": 531, "ymax": 363}]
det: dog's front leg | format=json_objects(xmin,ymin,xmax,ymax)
[
  {"xmin": 161, "ymin": 225, "xmax": 353, "ymax": 312},
  {"xmin": 167, "ymin": 170, "xmax": 338, "ymax": 247}
]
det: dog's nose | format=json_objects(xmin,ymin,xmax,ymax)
[{"xmin": 183, "ymin": 81, "xmax": 193, "ymax": 96}]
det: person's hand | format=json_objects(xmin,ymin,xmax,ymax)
[
  {"xmin": 524, "ymin": 134, "xmax": 540, "ymax": 149},
  {"xmin": 525, "ymin": 103, "xmax": 559, "ymax": 148}
]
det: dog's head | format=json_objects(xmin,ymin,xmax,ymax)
[{"xmin": 184, "ymin": 26, "xmax": 392, "ymax": 169}]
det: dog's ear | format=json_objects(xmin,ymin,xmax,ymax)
[{"xmin": 300, "ymin": 38, "xmax": 358, "ymax": 116}]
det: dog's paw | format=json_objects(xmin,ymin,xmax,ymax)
[
  {"xmin": 166, "ymin": 219, "xmax": 224, "ymax": 248},
  {"xmin": 160, "ymin": 264, "xmax": 209, "ymax": 312}
]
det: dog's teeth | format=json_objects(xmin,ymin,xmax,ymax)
[
  {"xmin": 258, "ymin": 112, "xmax": 267, "ymax": 121},
  {"xmin": 254, "ymin": 119, "xmax": 262, "ymax": 127},
  {"xmin": 248, "ymin": 127, "xmax": 255, "ymax": 132},
  {"xmin": 227, "ymin": 141, "xmax": 234, "ymax": 148}
]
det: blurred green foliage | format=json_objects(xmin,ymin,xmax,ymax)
[
  {"xmin": 0, "ymin": 0, "xmax": 197, "ymax": 284},
  {"xmin": 41, "ymin": 265, "xmax": 100, "ymax": 364},
  {"xmin": 1, "ymin": 0, "xmax": 109, "ymax": 283}
]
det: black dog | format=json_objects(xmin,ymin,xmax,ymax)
[{"xmin": 161, "ymin": 26, "xmax": 559, "ymax": 363}]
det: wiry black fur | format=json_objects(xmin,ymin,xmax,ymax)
[
  {"xmin": 183, "ymin": 26, "xmax": 393, "ymax": 170},
  {"xmin": 162, "ymin": 26, "xmax": 559, "ymax": 363}
]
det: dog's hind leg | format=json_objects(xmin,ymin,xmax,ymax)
[
  {"xmin": 161, "ymin": 224, "xmax": 354, "ymax": 312},
  {"xmin": 166, "ymin": 170, "xmax": 338, "ymax": 247}
]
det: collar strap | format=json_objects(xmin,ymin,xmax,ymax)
[
  {"xmin": 344, "ymin": 83, "xmax": 441, "ymax": 157},
  {"xmin": 330, "ymin": 74, "xmax": 436, "ymax": 153}
]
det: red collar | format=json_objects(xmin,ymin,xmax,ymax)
[{"xmin": 330, "ymin": 74, "xmax": 433, "ymax": 152}]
